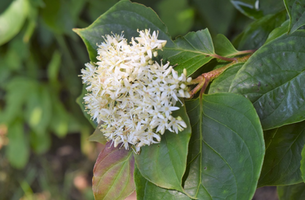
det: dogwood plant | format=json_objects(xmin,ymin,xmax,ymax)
[
  {"xmin": 74, "ymin": 0, "xmax": 305, "ymax": 199},
  {"xmin": 80, "ymin": 30, "xmax": 190, "ymax": 152}
]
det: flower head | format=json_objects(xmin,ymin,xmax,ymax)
[{"xmin": 80, "ymin": 29, "xmax": 191, "ymax": 152}]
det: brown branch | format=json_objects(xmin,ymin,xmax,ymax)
[{"xmin": 189, "ymin": 54, "xmax": 253, "ymax": 98}]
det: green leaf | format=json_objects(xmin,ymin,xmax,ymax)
[
  {"xmin": 74, "ymin": 0, "xmax": 216, "ymax": 77},
  {"xmin": 161, "ymin": 29, "xmax": 215, "ymax": 75},
  {"xmin": 41, "ymin": 0, "xmax": 80, "ymax": 35},
  {"xmin": 89, "ymin": 122, "xmax": 107, "ymax": 145},
  {"xmin": 192, "ymin": 0, "xmax": 236, "ymax": 35},
  {"xmin": 233, "ymin": 11, "xmax": 286, "ymax": 50},
  {"xmin": 278, "ymin": 183, "xmax": 305, "ymax": 200},
  {"xmin": 6, "ymin": 119, "xmax": 30, "ymax": 169},
  {"xmin": 135, "ymin": 167, "xmax": 191, "ymax": 200},
  {"xmin": 0, "ymin": 0, "xmax": 11, "ymax": 13},
  {"xmin": 230, "ymin": 0, "xmax": 285, "ymax": 19},
  {"xmin": 214, "ymin": 34, "xmax": 240, "ymax": 57},
  {"xmin": 184, "ymin": 93, "xmax": 264, "ymax": 199},
  {"xmin": 47, "ymin": 51, "xmax": 61, "ymax": 85},
  {"xmin": 157, "ymin": 0, "xmax": 194, "ymax": 36},
  {"xmin": 25, "ymin": 85, "xmax": 52, "ymax": 135},
  {"xmin": 134, "ymin": 102, "xmax": 191, "ymax": 193},
  {"xmin": 284, "ymin": 0, "xmax": 305, "ymax": 33},
  {"xmin": 0, "ymin": 0, "xmax": 29, "ymax": 45},
  {"xmin": 258, "ymin": 122, "xmax": 305, "ymax": 186},
  {"xmin": 0, "ymin": 77, "xmax": 36, "ymax": 124},
  {"xmin": 30, "ymin": 131, "xmax": 51, "ymax": 154},
  {"xmin": 49, "ymin": 96, "xmax": 69, "ymax": 138},
  {"xmin": 301, "ymin": 143, "xmax": 305, "ymax": 183},
  {"xmin": 208, "ymin": 63, "xmax": 244, "ymax": 94},
  {"xmin": 76, "ymin": 85, "xmax": 98, "ymax": 128},
  {"xmin": 92, "ymin": 141, "xmax": 135, "ymax": 200},
  {"xmin": 265, "ymin": 20, "xmax": 289, "ymax": 44},
  {"xmin": 230, "ymin": 30, "xmax": 305, "ymax": 130},
  {"xmin": 230, "ymin": 0, "xmax": 263, "ymax": 19},
  {"xmin": 73, "ymin": 0, "xmax": 172, "ymax": 62}
]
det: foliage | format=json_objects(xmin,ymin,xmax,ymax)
[
  {"xmin": 74, "ymin": 0, "xmax": 305, "ymax": 200},
  {"xmin": 2, "ymin": 0, "xmax": 305, "ymax": 199}
]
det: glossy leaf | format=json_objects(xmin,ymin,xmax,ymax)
[
  {"xmin": 278, "ymin": 183, "xmax": 305, "ymax": 200},
  {"xmin": 233, "ymin": 11, "xmax": 286, "ymax": 50},
  {"xmin": 230, "ymin": 0, "xmax": 263, "ymax": 19},
  {"xmin": 284, "ymin": 0, "xmax": 305, "ymax": 33},
  {"xmin": 258, "ymin": 122, "xmax": 305, "ymax": 186},
  {"xmin": 230, "ymin": 30, "xmax": 305, "ymax": 130},
  {"xmin": 161, "ymin": 29, "xmax": 215, "ymax": 75},
  {"xmin": 134, "ymin": 102, "xmax": 191, "ymax": 193},
  {"xmin": 0, "ymin": 0, "xmax": 29, "ymax": 45},
  {"xmin": 265, "ymin": 20, "xmax": 289, "ymax": 44},
  {"xmin": 135, "ymin": 167, "xmax": 191, "ymax": 200},
  {"xmin": 184, "ymin": 93, "xmax": 264, "ymax": 200},
  {"xmin": 209, "ymin": 63, "xmax": 244, "ymax": 94},
  {"xmin": 74, "ymin": 0, "xmax": 217, "ymax": 77},
  {"xmin": 230, "ymin": 0, "xmax": 285, "ymax": 19},
  {"xmin": 92, "ymin": 141, "xmax": 135, "ymax": 200},
  {"xmin": 73, "ymin": 0, "xmax": 172, "ymax": 62}
]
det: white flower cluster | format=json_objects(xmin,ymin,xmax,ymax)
[{"xmin": 81, "ymin": 29, "xmax": 191, "ymax": 152}]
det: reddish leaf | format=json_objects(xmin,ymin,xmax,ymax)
[{"xmin": 92, "ymin": 141, "xmax": 135, "ymax": 200}]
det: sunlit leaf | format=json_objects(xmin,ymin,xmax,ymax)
[
  {"xmin": 184, "ymin": 93, "xmax": 264, "ymax": 199},
  {"xmin": 92, "ymin": 141, "xmax": 135, "ymax": 200},
  {"xmin": 230, "ymin": 30, "xmax": 305, "ymax": 130}
]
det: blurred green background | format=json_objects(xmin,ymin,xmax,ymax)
[{"xmin": 0, "ymin": 0, "xmax": 250, "ymax": 199}]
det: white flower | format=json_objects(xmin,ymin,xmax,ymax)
[{"xmin": 80, "ymin": 29, "xmax": 191, "ymax": 152}]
